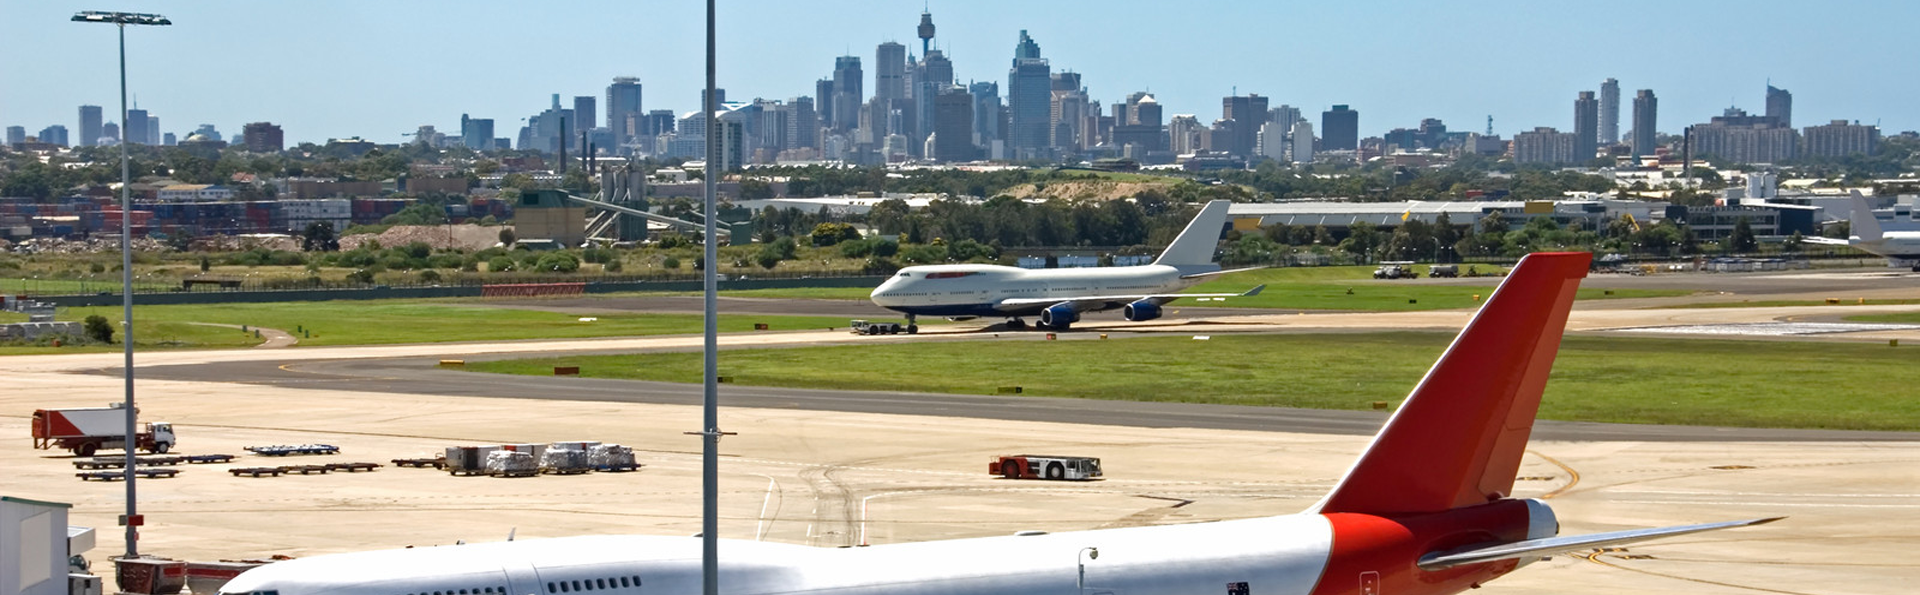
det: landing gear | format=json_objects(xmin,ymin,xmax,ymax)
[
  {"xmin": 1006, "ymin": 318, "xmax": 1029, "ymax": 330},
  {"xmin": 905, "ymin": 314, "xmax": 919, "ymax": 335}
]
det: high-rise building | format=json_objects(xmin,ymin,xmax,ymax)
[
  {"xmin": 915, "ymin": 49, "xmax": 955, "ymax": 149},
  {"xmin": 150, "ymin": 118, "xmax": 162, "ymax": 147},
  {"xmin": 1514, "ymin": 127, "xmax": 1579, "ymax": 165},
  {"xmin": 1574, "ymin": 91, "xmax": 1599, "ymax": 162},
  {"xmin": 1050, "ymin": 72, "xmax": 1089, "ymax": 152},
  {"xmin": 461, "ymin": 114, "xmax": 495, "ymax": 150},
  {"xmin": 815, "ymin": 79, "xmax": 837, "ymax": 131},
  {"xmin": 969, "ymin": 81, "xmax": 1002, "ymax": 150},
  {"xmin": 5, "ymin": 126, "xmax": 25, "ymax": 145},
  {"xmin": 786, "ymin": 96, "xmax": 819, "ymax": 153},
  {"xmin": 101, "ymin": 122, "xmax": 120, "ymax": 144},
  {"xmin": 1321, "ymin": 105, "xmax": 1359, "ymax": 151},
  {"xmin": 1766, "ymin": 84, "xmax": 1792, "ymax": 128},
  {"xmin": 1007, "ymin": 30, "xmax": 1052, "ymax": 158},
  {"xmin": 1631, "ymin": 90, "xmax": 1658, "ymax": 159},
  {"xmin": 876, "ymin": 42, "xmax": 907, "ymax": 105},
  {"xmin": 1599, "ymin": 78, "xmax": 1620, "ymax": 144},
  {"xmin": 645, "ymin": 110, "xmax": 677, "ymax": 138},
  {"xmin": 1110, "ymin": 92, "xmax": 1166, "ymax": 156},
  {"xmin": 125, "ymin": 109, "xmax": 150, "ymax": 145},
  {"xmin": 78, "ymin": 105, "xmax": 103, "ymax": 147},
  {"xmin": 1691, "ymin": 110, "xmax": 1797, "ymax": 164},
  {"xmin": 1221, "ymin": 94, "xmax": 1269, "ymax": 158},
  {"xmin": 572, "ymin": 97, "xmax": 596, "ymax": 138},
  {"xmin": 193, "ymin": 124, "xmax": 222, "ymax": 142},
  {"xmin": 832, "ymin": 56, "xmax": 863, "ymax": 134},
  {"xmin": 1168, "ymin": 114, "xmax": 1203, "ymax": 155},
  {"xmin": 242, "ymin": 122, "xmax": 284, "ymax": 153},
  {"xmin": 932, "ymin": 86, "xmax": 977, "ymax": 162},
  {"xmin": 606, "ymin": 77, "xmax": 643, "ymax": 150},
  {"xmin": 1801, "ymin": 120, "xmax": 1880, "ymax": 158},
  {"xmin": 1290, "ymin": 120, "xmax": 1315, "ymax": 164},
  {"xmin": 38, "ymin": 125, "xmax": 69, "ymax": 146}
]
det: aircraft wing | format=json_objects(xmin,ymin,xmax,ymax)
[
  {"xmin": 1799, "ymin": 236, "xmax": 1852, "ymax": 246},
  {"xmin": 995, "ymin": 284, "xmax": 1265, "ymax": 310},
  {"xmin": 1179, "ymin": 266, "xmax": 1267, "ymax": 279},
  {"xmin": 1417, "ymin": 517, "xmax": 1783, "ymax": 570}
]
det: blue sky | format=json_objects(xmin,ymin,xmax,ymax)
[{"xmin": 5, "ymin": 0, "xmax": 1915, "ymax": 145}]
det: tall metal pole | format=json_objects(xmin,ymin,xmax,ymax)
[
  {"xmin": 700, "ymin": 1, "xmax": 721, "ymax": 595},
  {"xmin": 117, "ymin": 20, "xmax": 139, "ymax": 561}
]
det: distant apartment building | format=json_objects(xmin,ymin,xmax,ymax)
[
  {"xmin": 931, "ymin": 86, "xmax": 978, "ymax": 162},
  {"xmin": 1290, "ymin": 120, "xmax": 1315, "ymax": 163},
  {"xmin": 1513, "ymin": 127, "xmax": 1579, "ymax": 165},
  {"xmin": 156, "ymin": 184, "xmax": 235, "ymax": 202},
  {"xmin": 37, "ymin": 125, "xmax": 69, "ymax": 147},
  {"xmin": 243, "ymin": 122, "xmax": 284, "ymax": 152},
  {"xmin": 1598, "ymin": 78, "xmax": 1620, "ymax": 144},
  {"xmin": 78, "ymin": 105, "xmax": 103, "ymax": 147},
  {"xmin": 1573, "ymin": 91, "xmax": 1599, "ymax": 162},
  {"xmin": 1801, "ymin": 120, "xmax": 1880, "ymax": 158},
  {"xmin": 460, "ymin": 115, "xmax": 494, "ymax": 151},
  {"xmin": 1765, "ymin": 84, "xmax": 1792, "ymax": 128},
  {"xmin": 1631, "ymin": 90, "xmax": 1658, "ymax": 159},
  {"xmin": 1691, "ymin": 110, "xmax": 1797, "ymax": 164},
  {"xmin": 1220, "ymin": 94, "xmax": 1269, "ymax": 158}
]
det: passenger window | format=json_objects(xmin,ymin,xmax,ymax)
[
  {"xmin": 617, "ymin": 578, "xmax": 628, "ymax": 588},
  {"xmin": 597, "ymin": 580, "xmax": 607, "ymax": 590},
  {"xmin": 546, "ymin": 583, "xmax": 556, "ymax": 594},
  {"xmin": 573, "ymin": 581, "xmax": 583, "ymax": 592},
  {"xmin": 559, "ymin": 583, "xmax": 568, "ymax": 593}
]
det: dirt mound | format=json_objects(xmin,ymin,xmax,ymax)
[
  {"xmin": 998, "ymin": 180, "xmax": 1176, "ymax": 202},
  {"xmin": 341, "ymin": 225, "xmax": 510, "ymax": 252}
]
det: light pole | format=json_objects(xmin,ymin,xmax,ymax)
[
  {"xmin": 1077, "ymin": 547, "xmax": 1100, "ymax": 595},
  {"xmin": 73, "ymin": 9, "xmax": 170, "ymax": 562}
]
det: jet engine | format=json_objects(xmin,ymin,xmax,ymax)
[
  {"xmin": 1122, "ymin": 300, "xmax": 1162, "ymax": 322},
  {"xmin": 1039, "ymin": 303, "xmax": 1079, "ymax": 328}
]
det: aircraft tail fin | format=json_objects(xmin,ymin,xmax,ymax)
[
  {"xmin": 1311, "ymin": 252, "xmax": 1590, "ymax": 516},
  {"xmin": 1152, "ymin": 200, "xmax": 1233, "ymax": 268},
  {"xmin": 1850, "ymin": 190, "xmax": 1883, "ymax": 242}
]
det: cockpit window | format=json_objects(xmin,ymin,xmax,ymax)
[{"xmin": 897, "ymin": 272, "xmax": 911, "ymax": 277}]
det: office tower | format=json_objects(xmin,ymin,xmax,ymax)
[
  {"xmin": 571, "ymin": 97, "xmax": 596, "ymax": 138},
  {"xmin": 1320, "ymin": 105, "xmax": 1358, "ymax": 151},
  {"xmin": 125, "ymin": 109, "xmax": 150, "ymax": 145},
  {"xmin": 1258, "ymin": 121, "xmax": 1287, "ymax": 160},
  {"xmin": 1574, "ymin": 91, "xmax": 1599, "ymax": 162},
  {"xmin": 815, "ymin": 79, "xmax": 836, "ymax": 131},
  {"xmin": 1221, "ymin": 94, "xmax": 1269, "ymax": 157},
  {"xmin": 1514, "ymin": 127, "xmax": 1578, "ymax": 165},
  {"xmin": 461, "ymin": 114, "xmax": 495, "ymax": 150},
  {"xmin": 150, "ymin": 118, "xmax": 163, "ymax": 146},
  {"xmin": 832, "ymin": 56, "xmax": 863, "ymax": 134},
  {"xmin": 102, "ymin": 122, "xmax": 119, "ymax": 144},
  {"xmin": 38, "ymin": 125, "xmax": 69, "ymax": 146},
  {"xmin": 1631, "ymin": 90, "xmax": 1658, "ymax": 158},
  {"xmin": 701, "ymin": 88, "xmax": 727, "ymax": 110},
  {"xmin": 5, "ymin": 126, "xmax": 24, "ymax": 145},
  {"xmin": 1290, "ymin": 120, "xmax": 1315, "ymax": 163},
  {"xmin": 78, "ymin": 105, "xmax": 103, "ymax": 147},
  {"xmin": 1007, "ymin": 30, "xmax": 1052, "ymax": 158},
  {"xmin": 787, "ymin": 96, "xmax": 819, "ymax": 152},
  {"xmin": 1050, "ymin": 72, "xmax": 1088, "ymax": 152},
  {"xmin": 969, "ymin": 81, "xmax": 1002, "ymax": 149},
  {"xmin": 916, "ymin": 49, "xmax": 955, "ymax": 147},
  {"xmin": 243, "ymin": 122, "xmax": 284, "ymax": 152},
  {"xmin": 644, "ymin": 110, "xmax": 676, "ymax": 137},
  {"xmin": 1270, "ymin": 105, "xmax": 1302, "ymax": 129},
  {"xmin": 607, "ymin": 77, "xmax": 642, "ymax": 149},
  {"xmin": 1802, "ymin": 120, "xmax": 1881, "ymax": 158},
  {"xmin": 1766, "ymin": 84, "xmax": 1792, "ymax": 128},
  {"xmin": 1599, "ymin": 78, "xmax": 1620, "ymax": 144},
  {"xmin": 1690, "ymin": 109, "xmax": 1797, "ymax": 164},
  {"xmin": 1169, "ymin": 115, "xmax": 1202, "ymax": 155},
  {"xmin": 1110, "ymin": 92, "xmax": 1165, "ymax": 155},
  {"xmin": 932, "ymin": 86, "xmax": 977, "ymax": 162},
  {"xmin": 876, "ymin": 42, "xmax": 907, "ymax": 105},
  {"xmin": 193, "ymin": 124, "xmax": 222, "ymax": 142}
]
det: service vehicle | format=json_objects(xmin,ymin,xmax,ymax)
[
  {"xmin": 849, "ymin": 319, "xmax": 914, "ymax": 335},
  {"xmin": 1373, "ymin": 263, "xmax": 1419, "ymax": 279},
  {"xmin": 31, "ymin": 406, "xmax": 175, "ymax": 457},
  {"xmin": 989, "ymin": 454, "xmax": 1103, "ymax": 480},
  {"xmin": 1429, "ymin": 264, "xmax": 1459, "ymax": 278}
]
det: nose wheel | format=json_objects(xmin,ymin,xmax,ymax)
[{"xmin": 905, "ymin": 314, "xmax": 919, "ymax": 335}]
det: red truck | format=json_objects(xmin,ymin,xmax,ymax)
[{"xmin": 31, "ymin": 407, "xmax": 176, "ymax": 457}]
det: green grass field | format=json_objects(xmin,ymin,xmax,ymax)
[
  {"xmin": 1849, "ymin": 312, "xmax": 1920, "ymax": 324},
  {"xmin": 1667, "ymin": 298, "xmax": 1920, "ymax": 309},
  {"xmin": 0, "ymin": 301, "xmax": 850, "ymax": 355},
  {"xmin": 467, "ymin": 333, "xmax": 1920, "ymax": 432},
  {"xmin": 0, "ymin": 278, "xmax": 179, "ymax": 295}
]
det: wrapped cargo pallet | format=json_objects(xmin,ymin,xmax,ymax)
[
  {"xmin": 541, "ymin": 448, "xmax": 591, "ymax": 474},
  {"xmin": 550, "ymin": 440, "xmax": 601, "ymax": 452},
  {"xmin": 485, "ymin": 450, "xmax": 538, "ymax": 477},
  {"xmin": 590, "ymin": 444, "xmax": 639, "ymax": 472},
  {"xmin": 501, "ymin": 443, "xmax": 547, "ymax": 461}
]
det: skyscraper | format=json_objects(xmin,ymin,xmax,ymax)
[
  {"xmin": 1290, "ymin": 120, "xmax": 1315, "ymax": 164},
  {"xmin": 606, "ymin": 77, "xmax": 643, "ymax": 150},
  {"xmin": 149, "ymin": 117, "xmax": 161, "ymax": 147},
  {"xmin": 831, "ymin": 56, "xmax": 863, "ymax": 134},
  {"xmin": 815, "ymin": 79, "xmax": 836, "ymax": 131},
  {"xmin": 915, "ymin": 50, "xmax": 955, "ymax": 149},
  {"xmin": 40, "ymin": 125, "xmax": 70, "ymax": 146},
  {"xmin": 875, "ymin": 42, "xmax": 908, "ymax": 106},
  {"xmin": 1599, "ymin": 78, "xmax": 1620, "ymax": 144},
  {"xmin": 1574, "ymin": 91, "xmax": 1599, "ymax": 162},
  {"xmin": 101, "ymin": 122, "xmax": 120, "ymax": 144},
  {"xmin": 1007, "ymin": 30, "xmax": 1052, "ymax": 158},
  {"xmin": 1632, "ymin": 89, "xmax": 1658, "ymax": 159},
  {"xmin": 969, "ymin": 81, "xmax": 1002, "ymax": 151},
  {"xmin": 573, "ymin": 96, "xmax": 597, "ymax": 138},
  {"xmin": 78, "ymin": 105, "xmax": 103, "ymax": 147},
  {"xmin": 125, "ymin": 108, "xmax": 150, "ymax": 145},
  {"xmin": 932, "ymin": 86, "xmax": 977, "ymax": 162},
  {"xmin": 5, "ymin": 126, "xmax": 25, "ymax": 145},
  {"xmin": 1321, "ymin": 105, "xmax": 1359, "ymax": 151},
  {"xmin": 1766, "ymin": 84, "xmax": 1792, "ymax": 128},
  {"xmin": 1221, "ymin": 94, "xmax": 1269, "ymax": 158},
  {"xmin": 243, "ymin": 122, "xmax": 284, "ymax": 153},
  {"xmin": 1050, "ymin": 71, "xmax": 1089, "ymax": 152},
  {"xmin": 461, "ymin": 114, "xmax": 495, "ymax": 150},
  {"xmin": 787, "ymin": 96, "xmax": 818, "ymax": 153}
]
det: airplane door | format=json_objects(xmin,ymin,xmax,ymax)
[{"xmin": 503, "ymin": 562, "xmax": 545, "ymax": 595}]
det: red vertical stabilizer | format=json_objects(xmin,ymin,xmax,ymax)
[{"xmin": 1312, "ymin": 252, "xmax": 1590, "ymax": 515}]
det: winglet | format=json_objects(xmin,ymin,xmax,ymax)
[
  {"xmin": 1850, "ymin": 190, "xmax": 1883, "ymax": 242},
  {"xmin": 1153, "ymin": 200, "xmax": 1233, "ymax": 268},
  {"xmin": 1310, "ymin": 252, "xmax": 1591, "ymax": 516},
  {"xmin": 1242, "ymin": 284, "xmax": 1266, "ymax": 297}
]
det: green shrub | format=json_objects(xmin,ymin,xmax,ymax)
[{"xmin": 83, "ymin": 315, "xmax": 114, "ymax": 344}]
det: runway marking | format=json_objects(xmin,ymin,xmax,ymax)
[
  {"xmin": 1579, "ymin": 549, "xmax": 1825, "ymax": 595},
  {"xmin": 1607, "ymin": 499, "xmax": 1920, "ymax": 509},
  {"xmin": 752, "ymin": 474, "xmax": 779, "ymax": 542},
  {"xmin": 1605, "ymin": 489, "xmax": 1920, "ymax": 498},
  {"xmin": 1527, "ymin": 449, "xmax": 1580, "ymax": 499}
]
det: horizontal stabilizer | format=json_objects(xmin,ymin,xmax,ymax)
[
  {"xmin": 1417, "ymin": 517, "xmax": 1783, "ymax": 570},
  {"xmin": 1179, "ymin": 266, "xmax": 1266, "ymax": 279}
]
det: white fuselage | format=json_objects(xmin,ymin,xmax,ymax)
[
  {"xmin": 1849, "ymin": 233, "xmax": 1920, "ymax": 266},
  {"xmin": 868, "ymin": 263, "xmax": 1209, "ymax": 318},
  {"xmin": 220, "ymin": 515, "xmax": 1335, "ymax": 595}
]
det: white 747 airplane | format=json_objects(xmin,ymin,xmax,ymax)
[
  {"xmin": 867, "ymin": 200, "xmax": 1263, "ymax": 332},
  {"xmin": 223, "ymin": 252, "xmax": 1776, "ymax": 595},
  {"xmin": 1801, "ymin": 190, "xmax": 1920, "ymax": 271}
]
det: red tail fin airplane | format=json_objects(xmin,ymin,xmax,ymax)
[{"xmin": 223, "ymin": 251, "xmax": 1777, "ymax": 595}]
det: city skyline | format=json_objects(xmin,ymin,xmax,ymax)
[{"xmin": 3, "ymin": 1, "xmax": 1916, "ymax": 147}]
